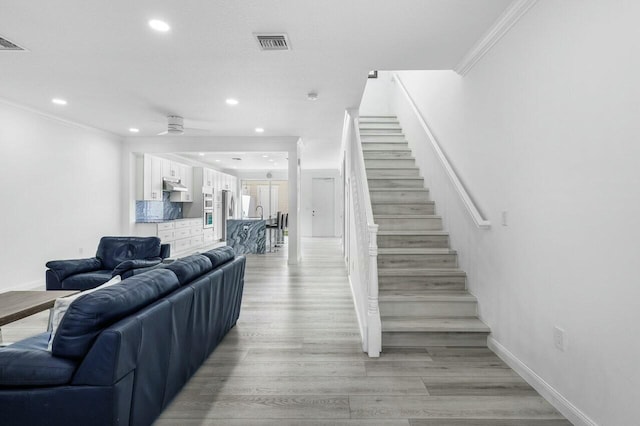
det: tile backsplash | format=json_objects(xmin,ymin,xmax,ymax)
[{"xmin": 136, "ymin": 192, "xmax": 183, "ymax": 221}]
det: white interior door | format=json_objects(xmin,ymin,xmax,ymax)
[{"xmin": 312, "ymin": 178, "xmax": 335, "ymax": 237}]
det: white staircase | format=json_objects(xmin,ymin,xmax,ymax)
[{"xmin": 360, "ymin": 116, "xmax": 490, "ymax": 348}]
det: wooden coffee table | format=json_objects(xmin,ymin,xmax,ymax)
[{"xmin": 0, "ymin": 290, "xmax": 78, "ymax": 344}]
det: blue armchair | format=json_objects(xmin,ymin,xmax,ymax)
[{"xmin": 46, "ymin": 236, "xmax": 170, "ymax": 291}]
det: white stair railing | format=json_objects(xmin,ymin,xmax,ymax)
[{"xmin": 343, "ymin": 109, "xmax": 381, "ymax": 357}]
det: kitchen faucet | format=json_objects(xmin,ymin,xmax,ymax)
[{"xmin": 255, "ymin": 205, "xmax": 264, "ymax": 220}]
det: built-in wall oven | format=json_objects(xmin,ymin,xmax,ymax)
[
  {"xmin": 203, "ymin": 193, "xmax": 214, "ymax": 209},
  {"xmin": 203, "ymin": 209, "xmax": 213, "ymax": 228}
]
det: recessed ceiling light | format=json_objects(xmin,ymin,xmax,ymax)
[
  {"xmin": 215, "ymin": 159, "xmax": 221, "ymax": 162},
  {"xmin": 52, "ymin": 98, "xmax": 67, "ymax": 105},
  {"xmin": 149, "ymin": 19, "xmax": 170, "ymax": 32},
  {"xmin": 198, "ymin": 152, "xmax": 205, "ymax": 156},
  {"xmin": 255, "ymin": 127, "xmax": 264, "ymax": 133},
  {"xmin": 307, "ymin": 92, "xmax": 318, "ymax": 101},
  {"xmin": 129, "ymin": 128, "xmax": 140, "ymax": 133},
  {"xmin": 268, "ymin": 159, "xmax": 274, "ymax": 162},
  {"xmin": 225, "ymin": 98, "xmax": 239, "ymax": 106},
  {"xmin": 262, "ymin": 155, "xmax": 269, "ymax": 158}
]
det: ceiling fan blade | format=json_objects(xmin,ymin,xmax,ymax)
[
  {"xmin": 183, "ymin": 119, "xmax": 214, "ymax": 130},
  {"xmin": 157, "ymin": 130, "xmax": 169, "ymax": 136}
]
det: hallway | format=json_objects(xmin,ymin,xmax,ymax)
[{"xmin": 156, "ymin": 238, "xmax": 570, "ymax": 425}]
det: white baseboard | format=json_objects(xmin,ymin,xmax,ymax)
[
  {"xmin": 1, "ymin": 279, "xmax": 45, "ymax": 293},
  {"xmin": 488, "ymin": 336, "xmax": 598, "ymax": 426}
]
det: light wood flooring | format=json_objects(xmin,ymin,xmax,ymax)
[{"xmin": 3, "ymin": 238, "xmax": 571, "ymax": 425}]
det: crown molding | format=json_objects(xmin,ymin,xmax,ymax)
[{"xmin": 454, "ymin": 0, "xmax": 539, "ymax": 76}]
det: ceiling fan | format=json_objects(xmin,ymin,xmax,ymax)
[{"xmin": 157, "ymin": 115, "xmax": 211, "ymax": 136}]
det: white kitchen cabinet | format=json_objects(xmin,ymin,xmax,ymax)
[
  {"xmin": 142, "ymin": 154, "xmax": 163, "ymax": 201},
  {"xmin": 169, "ymin": 164, "xmax": 193, "ymax": 202}
]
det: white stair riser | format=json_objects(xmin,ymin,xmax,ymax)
[
  {"xmin": 368, "ymin": 178, "xmax": 424, "ymax": 189},
  {"xmin": 363, "ymin": 151, "xmax": 413, "ymax": 159},
  {"xmin": 362, "ymin": 142, "xmax": 409, "ymax": 150},
  {"xmin": 361, "ymin": 134, "xmax": 406, "ymax": 142},
  {"xmin": 370, "ymin": 190, "xmax": 429, "ymax": 204},
  {"xmin": 372, "ymin": 203, "xmax": 435, "ymax": 215},
  {"xmin": 360, "ymin": 128, "xmax": 403, "ymax": 134},
  {"xmin": 377, "ymin": 234, "xmax": 449, "ymax": 249},
  {"xmin": 365, "ymin": 159, "xmax": 416, "ymax": 168},
  {"xmin": 378, "ymin": 253, "xmax": 457, "ymax": 269},
  {"xmin": 379, "ymin": 276, "xmax": 466, "ymax": 291},
  {"xmin": 359, "ymin": 116, "xmax": 399, "ymax": 123},
  {"xmin": 382, "ymin": 331, "xmax": 488, "ymax": 347},
  {"xmin": 379, "ymin": 300, "xmax": 477, "ymax": 317},
  {"xmin": 376, "ymin": 217, "xmax": 443, "ymax": 231},
  {"xmin": 359, "ymin": 122, "xmax": 401, "ymax": 129},
  {"xmin": 367, "ymin": 168, "xmax": 420, "ymax": 178}
]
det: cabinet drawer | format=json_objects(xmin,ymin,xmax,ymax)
[
  {"xmin": 174, "ymin": 220, "xmax": 191, "ymax": 229},
  {"xmin": 158, "ymin": 230, "xmax": 174, "ymax": 242},
  {"xmin": 203, "ymin": 232, "xmax": 214, "ymax": 243},
  {"xmin": 191, "ymin": 235, "xmax": 204, "ymax": 246},
  {"xmin": 174, "ymin": 238, "xmax": 191, "ymax": 252},
  {"xmin": 174, "ymin": 228, "xmax": 190, "ymax": 239},
  {"xmin": 190, "ymin": 226, "xmax": 203, "ymax": 236},
  {"xmin": 157, "ymin": 222, "xmax": 174, "ymax": 231}
]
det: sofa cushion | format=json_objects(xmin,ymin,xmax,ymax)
[
  {"xmin": 48, "ymin": 275, "xmax": 123, "ymax": 351},
  {"xmin": 52, "ymin": 268, "xmax": 180, "ymax": 359},
  {"xmin": 201, "ymin": 246, "xmax": 235, "ymax": 269},
  {"xmin": 61, "ymin": 270, "xmax": 113, "ymax": 291},
  {"xmin": 0, "ymin": 333, "xmax": 78, "ymax": 386},
  {"xmin": 96, "ymin": 236, "xmax": 161, "ymax": 270},
  {"xmin": 165, "ymin": 254, "xmax": 212, "ymax": 286},
  {"xmin": 112, "ymin": 258, "xmax": 162, "ymax": 278},
  {"xmin": 46, "ymin": 257, "xmax": 102, "ymax": 281}
]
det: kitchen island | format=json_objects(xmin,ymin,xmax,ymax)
[{"xmin": 226, "ymin": 219, "xmax": 266, "ymax": 254}]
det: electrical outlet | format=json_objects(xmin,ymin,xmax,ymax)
[
  {"xmin": 554, "ymin": 326, "xmax": 566, "ymax": 351},
  {"xmin": 501, "ymin": 211, "xmax": 508, "ymax": 226}
]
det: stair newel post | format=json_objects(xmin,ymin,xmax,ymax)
[{"xmin": 367, "ymin": 223, "xmax": 381, "ymax": 357}]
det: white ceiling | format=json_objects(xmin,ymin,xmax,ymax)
[
  {"xmin": 0, "ymin": 0, "xmax": 511, "ymax": 169},
  {"xmin": 175, "ymin": 151, "xmax": 289, "ymax": 171}
]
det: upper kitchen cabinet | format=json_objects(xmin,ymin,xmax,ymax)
[
  {"xmin": 170, "ymin": 164, "xmax": 193, "ymax": 202},
  {"xmin": 140, "ymin": 154, "xmax": 163, "ymax": 201}
]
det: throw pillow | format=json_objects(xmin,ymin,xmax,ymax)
[{"xmin": 46, "ymin": 275, "xmax": 122, "ymax": 351}]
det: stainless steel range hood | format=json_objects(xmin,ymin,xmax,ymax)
[{"xmin": 163, "ymin": 176, "xmax": 188, "ymax": 192}]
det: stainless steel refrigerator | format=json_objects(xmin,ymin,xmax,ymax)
[{"xmin": 221, "ymin": 190, "xmax": 235, "ymax": 241}]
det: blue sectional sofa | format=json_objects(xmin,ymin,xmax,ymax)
[
  {"xmin": 45, "ymin": 236, "xmax": 172, "ymax": 291},
  {"xmin": 0, "ymin": 246, "xmax": 245, "ymax": 426}
]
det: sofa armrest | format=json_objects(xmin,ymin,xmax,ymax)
[
  {"xmin": 160, "ymin": 243, "xmax": 171, "ymax": 260},
  {"xmin": 45, "ymin": 257, "xmax": 102, "ymax": 282},
  {"xmin": 112, "ymin": 258, "xmax": 162, "ymax": 279}
]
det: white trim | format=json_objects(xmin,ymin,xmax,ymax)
[
  {"xmin": 1, "ymin": 279, "xmax": 45, "ymax": 293},
  {"xmin": 0, "ymin": 97, "xmax": 118, "ymax": 136},
  {"xmin": 392, "ymin": 73, "xmax": 491, "ymax": 229},
  {"xmin": 454, "ymin": 0, "xmax": 539, "ymax": 76},
  {"xmin": 347, "ymin": 274, "xmax": 367, "ymax": 353},
  {"xmin": 488, "ymin": 336, "xmax": 598, "ymax": 426}
]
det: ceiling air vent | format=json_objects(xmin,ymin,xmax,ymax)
[
  {"xmin": 0, "ymin": 35, "xmax": 26, "ymax": 51},
  {"xmin": 254, "ymin": 33, "xmax": 290, "ymax": 51}
]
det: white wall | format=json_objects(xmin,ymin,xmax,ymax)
[
  {"xmin": 359, "ymin": 71, "xmax": 394, "ymax": 116},
  {"xmin": 386, "ymin": 2, "xmax": 640, "ymax": 425},
  {"xmin": 301, "ymin": 169, "xmax": 343, "ymax": 238},
  {"xmin": 0, "ymin": 100, "xmax": 123, "ymax": 290}
]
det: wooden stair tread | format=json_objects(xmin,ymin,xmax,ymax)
[
  {"xmin": 378, "ymin": 248, "xmax": 455, "ymax": 255},
  {"xmin": 379, "ymin": 290, "xmax": 476, "ymax": 302},
  {"xmin": 368, "ymin": 176, "xmax": 422, "ymax": 180},
  {"xmin": 377, "ymin": 230, "xmax": 449, "ymax": 236},
  {"xmin": 374, "ymin": 214, "xmax": 440, "ymax": 219},
  {"xmin": 382, "ymin": 317, "xmax": 490, "ymax": 333},
  {"xmin": 377, "ymin": 268, "xmax": 466, "ymax": 277},
  {"xmin": 369, "ymin": 188, "xmax": 428, "ymax": 192}
]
